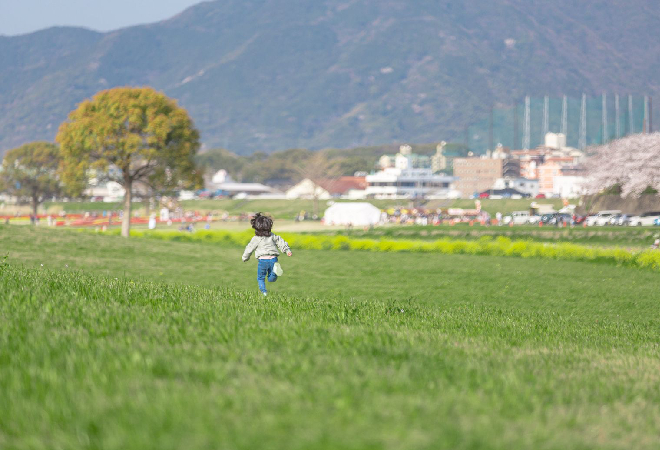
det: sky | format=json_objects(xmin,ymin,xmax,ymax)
[{"xmin": 0, "ymin": 0, "xmax": 204, "ymax": 36}]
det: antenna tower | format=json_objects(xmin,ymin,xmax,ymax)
[{"xmin": 523, "ymin": 96, "xmax": 530, "ymax": 150}]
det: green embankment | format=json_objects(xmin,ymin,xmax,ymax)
[{"xmin": 2, "ymin": 225, "xmax": 660, "ymax": 450}]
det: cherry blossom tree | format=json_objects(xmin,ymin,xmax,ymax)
[{"xmin": 586, "ymin": 133, "xmax": 660, "ymax": 197}]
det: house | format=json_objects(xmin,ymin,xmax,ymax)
[
  {"xmin": 492, "ymin": 177, "xmax": 539, "ymax": 197},
  {"xmin": 286, "ymin": 177, "xmax": 367, "ymax": 199}
]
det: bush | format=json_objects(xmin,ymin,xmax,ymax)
[{"xmin": 94, "ymin": 229, "xmax": 660, "ymax": 273}]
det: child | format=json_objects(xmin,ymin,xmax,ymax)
[{"xmin": 242, "ymin": 213, "xmax": 292, "ymax": 296}]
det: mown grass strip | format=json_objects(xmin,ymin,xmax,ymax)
[{"xmin": 95, "ymin": 229, "xmax": 660, "ymax": 272}]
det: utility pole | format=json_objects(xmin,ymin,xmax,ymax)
[
  {"xmin": 489, "ymin": 106, "xmax": 494, "ymax": 152},
  {"xmin": 579, "ymin": 94, "xmax": 587, "ymax": 150},
  {"xmin": 628, "ymin": 95, "xmax": 634, "ymax": 134},
  {"xmin": 615, "ymin": 94, "xmax": 621, "ymax": 139},
  {"xmin": 602, "ymin": 92, "xmax": 608, "ymax": 144},
  {"xmin": 514, "ymin": 103, "xmax": 519, "ymax": 149},
  {"xmin": 523, "ymin": 96, "xmax": 530, "ymax": 150},
  {"xmin": 650, "ymin": 97, "xmax": 653, "ymax": 133},
  {"xmin": 644, "ymin": 95, "xmax": 649, "ymax": 133},
  {"xmin": 561, "ymin": 95, "xmax": 568, "ymax": 137},
  {"xmin": 543, "ymin": 95, "xmax": 550, "ymax": 138}
]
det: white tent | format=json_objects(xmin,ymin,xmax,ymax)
[{"xmin": 323, "ymin": 202, "xmax": 382, "ymax": 226}]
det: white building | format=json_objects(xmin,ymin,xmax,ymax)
[
  {"xmin": 492, "ymin": 177, "xmax": 539, "ymax": 197},
  {"xmin": 365, "ymin": 168, "xmax": 455, "ymax": 198},
  {"xmin": 286, "ymin": 179, "xmax": 332, "ymax": 200},
  {"xmin": 217, "ymin": 182, "xmax": 279, "ymax": 197},
  {"xmin": 84, "ymin": 181, "xmax": 126, "ymax": 202},
  {"xmin": 553, "ymin": 176, "xmax": 587, "ymax": 199}
]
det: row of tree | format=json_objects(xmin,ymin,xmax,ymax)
[{"xmin": 0, "ymin": 87, "xmax": 201, "ymax": 237}]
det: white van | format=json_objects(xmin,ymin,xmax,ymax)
[
  {"xmin": 586, "ymin": 210, "xmax": 622, "ymax": 226},
  {"xmin": 503, "ymin": 211, "xmax": 531, "ymax": 225}
]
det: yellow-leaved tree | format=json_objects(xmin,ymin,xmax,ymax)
[
  {"xmin": 56, "ymin": 87, "xmax": 201, "ymax": 237},
  {"xmin": 0, "ymin": 142, "xmax": 63, "ymax": 219}
]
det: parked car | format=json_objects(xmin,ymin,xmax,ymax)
[
  {"xmin": 607, "ymin": 213, "xmax": 623, "ymax": 225},
  {"xmin": 503, "ymin": 211, "xmax": 531, "ymax": 225},
  {"xmin": 628, "ymin": 211, "xmax": 660, "ymax": 227},
  {"xmin": 540, "ymin": 213, "xmax": 571, "ymax": 225},
  {"xmin": 478, "ymin": 192, "xmax": 490, "ymax": 199},
  {"xmin": 535, "ymin": 193, "xmax": 546, "ymax": 199},
  {"xmin": 527, "ymin": 214, "xmax": 542, "ymax": 224},
  {"xmin": 617, "ymin": 214, "xmax": 634, "ymax": 226},
  {"xmin": 585, "ymin": 210, "xmax": 622, "ymax": 226}
]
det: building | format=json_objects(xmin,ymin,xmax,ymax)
[
  {"xmin": 216, "ymin": 182, "xmax": 279, "ymax": 197},
  {"xmin": 379, "ymin": 144, "xmax": 431, "ymax": 171},
  {"xmin": 538, "ymin": 161, "xmax": 587, "ymax": 196},
  {"xmin": 286, "ymin": 176, "xmax": 367, "ymax": 199},
  {"xmin": 453, "ymin": 157, "xmax": 504, "ymax": 198},
  {"xmin": 365, "ymin": 168, "xmax": 455, "ymax": 198},
  {"xmin": 492, "ymin": 177, "xmax": 539, "ymax": 197},
  {"xmin": 431, "ymin": 142, "xmax": 448, "ymax": 173},
  {"xmin": 511, "ymin": 133, "xmax": 585, "ymax": 180}
]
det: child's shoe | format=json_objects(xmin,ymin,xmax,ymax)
[{"xmin": 273, "ymin": 262, "xmax": 283, "ymax": 276}]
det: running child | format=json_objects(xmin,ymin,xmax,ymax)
[{"xmin": 242, "ymin": 213, "xmax": 292, "ymax": 296}]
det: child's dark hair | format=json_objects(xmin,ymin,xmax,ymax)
[{"xmin": 251, "ymin": 212, "xmax": 273, "ymax": 236}]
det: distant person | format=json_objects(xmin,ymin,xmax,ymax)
[
  {"xmin": 651, "ymin": 239, "xmax": 660, "ymax": 250},
  {"xmin": 242, "ymin": 212, "xmax": 292, "ymax": 296}
]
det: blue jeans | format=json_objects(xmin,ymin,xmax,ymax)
[{"xmin": 257, "ymin": 258, "xmax": 278, "ymax": 293}]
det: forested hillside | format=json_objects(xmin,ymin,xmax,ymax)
[{"xmin": 1, "ymin": 0, "xmax": 659, "ymax": 155}]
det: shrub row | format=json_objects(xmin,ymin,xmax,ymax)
[{"xmin": 97, "ymin": 229, "xmax": 660, "ymax": 272}]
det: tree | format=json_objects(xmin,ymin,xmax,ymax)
[
  {"xmin": 56, "ymin": 87, "xmax": 201, "ymax": 237},
  {"xmin": 0, "ymin": 142, "xmax": 62, "ymax": 219},
  {"xmin": 586, "ymin": 133, "xmax": 660, "ymax": 197}
]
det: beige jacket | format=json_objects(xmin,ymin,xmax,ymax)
[{"xmin": 242, "ymin": 234, "xmax": 291, "ymax": 261}]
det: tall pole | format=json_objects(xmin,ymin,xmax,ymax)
[
  {"xmin": 650, "ymin": 97, "xmax": 653, "ymax": 133},
  {"xmin": 628, "ymin": 95, "xmax": 634, "ymax": 134},
  {"xmin": 615, "ymin": 94, "xmax": 621, "ymax": 138},
  {"xmin": 602, "ymin": 92, "xmax": 608, "ymax": 144},
  {"xmin": 644, "ymin": 95, "xmax": 649, "ymax": 133},
  {"xmin": 488, "ymin": 106, "xmax": 494, "ymax": 152},
  {"xmin": 579, "ymin": 94, "xmax": 587, "ymax": 150},
  {"xmin": 543, "ymin": 95, "xmax": 550, "ymax": 138},
  {"xmin": 523, "ymin": 95, "xmax": 530, "ymax": 150},
  {"xmin": 561, "ymin": 95, "xmax": 568, "ymax": 137},
  {"xmin": 514, "ymin": 103, "xmax": 519, "ymax": 149}
]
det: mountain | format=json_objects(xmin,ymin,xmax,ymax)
[{"xmin": 2, "ymin": 0, "xmax": 660, "ymax": 156}]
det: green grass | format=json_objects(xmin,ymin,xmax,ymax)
[{"xmin": 2, "ymin": 225, "xmax": 660, "ymax": 449}]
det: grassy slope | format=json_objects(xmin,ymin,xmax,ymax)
[{"xmin": 2, "ymin": 225, "xmax": 660, "ymax": 449}]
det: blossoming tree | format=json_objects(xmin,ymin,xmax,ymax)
[{"xmin": 586, "ymin": 133, "xmax": 660, "ymax": 197}]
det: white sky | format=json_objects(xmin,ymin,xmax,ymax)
[{"xmin": 0, "ymin": 0, "xmax": 205, "ymax": 36}]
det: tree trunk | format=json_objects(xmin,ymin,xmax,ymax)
[
  {"xmin": 121, "ymin": 179, "xmax": 132, "ymax": 238},
  {"xmin": 144, "ymin": 196, "xmax": 151, "ymax": 218},
  {"xmin": 32, "ymin": 195, "xmax": 39, "ymax": 224}
]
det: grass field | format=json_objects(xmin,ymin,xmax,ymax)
[{"xmin": 2, "ymin": 225, "xmax": 660, "ymax": 449}]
